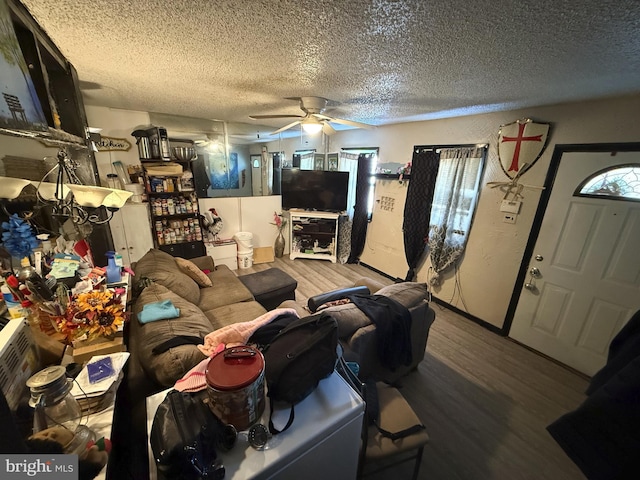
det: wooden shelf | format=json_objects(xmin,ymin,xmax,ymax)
[
  {"xmin": 375, "ymin": 173, "xmax": 409, "ymax": 180},
  {"xmin": 147, "ymin": 190, "xmax": 195, "ymax": 196},
  {"xmin": 151, "ymin": 212, "xmax": 199, "ymax": 219}
]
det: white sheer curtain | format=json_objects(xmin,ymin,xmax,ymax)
[
  {"xmin": 299, "ymin": 152, "xmax": 315, "ymax": 170},
  {"xmin": 339, "ymin": 151, "xmax": 359, "ymax": 219},
  {"xmin": 428, "ymin": 147, "xmax": 484, "ymax": 286}
]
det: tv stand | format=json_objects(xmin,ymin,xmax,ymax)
[{"xmin": 290, "ymin": 211, "xmax": 340, "ymax": 263}]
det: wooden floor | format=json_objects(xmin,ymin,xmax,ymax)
[{"xmin": 238, "ymin": 256, "xmax": 589, "ymax": 480}]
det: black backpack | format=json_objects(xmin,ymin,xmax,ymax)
[
  {"xmin": 150, "ymin": 390, "xmax": 237, "ymax": 480},
  {"xmin": 262, "ymin": 313, "xmax": 338, "ymax": 433}
]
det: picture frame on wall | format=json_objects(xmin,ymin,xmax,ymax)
[
  {"xmin": 327, "ymin": 153, "xmax": 338, "ymax": 171},
  {"xmin": 0, "ymin": 0, "xmax": 48, "ymax": 131}
]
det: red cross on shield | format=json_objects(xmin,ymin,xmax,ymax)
[{"xmin": 497, "ymin": 118, "xmax": 550, "ymax": 179}]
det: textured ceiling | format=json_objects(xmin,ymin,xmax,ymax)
[{"xmin": 19, "ymin": 0, "xmax": 640, "ymax": 134}]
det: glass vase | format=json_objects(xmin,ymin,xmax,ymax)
[{"xmin": 274, "ymin": 231, "xmax": 285, "ymax": 258}]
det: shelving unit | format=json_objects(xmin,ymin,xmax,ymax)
[
  {"xmin": 142, "ymin": 158, "xmax": 205, "ymax": 259},
  {"xmin": 289, "ymin": 211, "xmax": 340, "ymax": 263}
]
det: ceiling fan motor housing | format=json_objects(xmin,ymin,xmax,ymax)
[{"xmin": 299, "ymin": 96, "xmax": 328, "ymax": 114}]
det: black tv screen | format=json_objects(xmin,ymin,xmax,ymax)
[{"xmin": 281, "ymin": 169, "xmax": 349, "ymax": 212}]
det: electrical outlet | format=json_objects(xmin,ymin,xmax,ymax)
[{"xmin": 503, "ymin": 214, "xmax": 517, "ymax": 224}]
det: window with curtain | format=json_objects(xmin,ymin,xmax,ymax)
[
  {"xmin": 293, "ymin": 150, "xmax": 316, "ymax": 170},
  {"xmin": 428, "ymin": 146, "xmax": 486, "ymax": 286},
  {"xmin": 339, "ymin": 148, "xmax": 378, "ymax": 219}
]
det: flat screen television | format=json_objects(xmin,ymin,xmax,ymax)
[{"xmin": 281, "ymin": 169, "xmax": 349, "ymax": 212}]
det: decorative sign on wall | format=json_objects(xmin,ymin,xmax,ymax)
[
  {"xmin": 94, "ymin": 136, "xmax": 132, "ymax": 152},
  {"xmin": 497, "ymin": 118, "xmax": 550, "ymax": 179},
  {"xmin": 488, "ymin": 118, "xmax": 549, "ymax": 202}
]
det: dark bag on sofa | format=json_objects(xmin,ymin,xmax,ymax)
[
  {"xmin": 150, "ymin": 389, "xmax": 237, "ymax": 480},
  {"xmin": 262, "ymin": 312, "xmax": 338, "ymax": 434}
]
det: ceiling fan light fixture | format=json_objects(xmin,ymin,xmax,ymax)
[{"xmin": 301, "ymin": 117, "xmax": 323, "ymax": 134}]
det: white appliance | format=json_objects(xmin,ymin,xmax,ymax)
[
  {"xmin": 147, "ymin": 371, "xmax": 364, "ymax": 479},
  {"xmin": 0, "ymin": 319, "xmax": 38, "ymax": 412}
]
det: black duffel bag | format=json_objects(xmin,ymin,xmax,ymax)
[
  {"xmin": 262, "ymin": 312, "xmax": 338, "ymax": 434},
  {"xmin": 150, "ymin": 389, "xmax": 237, "ymax": 480}
]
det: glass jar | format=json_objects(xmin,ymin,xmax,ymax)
[{"xmin": 26, "ymin": 366, "xmax": 95, "ymax": 455}]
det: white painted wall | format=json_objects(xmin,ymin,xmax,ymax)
[
  {"xmin": 263, "ymin": 93, "xmax": 640, "ymax": 329},
  {"xmin": 199, "ymin": 196, "xmax": 285, "ymax": 250},
  {"xmin": 84, "ymin": 106, "xmax": 150, "ymax": 185}
]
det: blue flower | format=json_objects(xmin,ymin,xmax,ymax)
[{"xmin": 1, "ymin": 214, "xmax": 40, "ymax": 259}]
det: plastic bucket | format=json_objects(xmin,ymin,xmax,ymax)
[
  {"xmin": 237, "ymin": 251, "xmax": 253, "ymax": 269},
  {"xmin": 233, "ymin": 232, "xmax": 253, "ymax": 253}
]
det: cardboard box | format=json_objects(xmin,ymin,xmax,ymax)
[{"xmin": 70, "ymin": 336, "xmax": 125, "ymax": 364}]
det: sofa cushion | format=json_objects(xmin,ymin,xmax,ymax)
[
  {"xmin": 324, "ymin": 303, "xmax": 372, "ymax": 338},
  {"xmin": 201, "ymin": 300, "xmax": 267, "ymax": 331},
  {"xmin": 375, "ymin": 282, "xmax": 429, "ymax": 309},
  {"xmin": 134, "ymin": 249, "xmax": 200, "ymax": 305},
  {"xmin": 133, "ymin": 283, "xmax": 211, "ymax": 386},
  {"xmin": 197, "ymin": 265, "xmax": 254, "ymax": 311},
  {"xmin": 176, "ymin": 257, "xmax": 213, "ymax": 287}
]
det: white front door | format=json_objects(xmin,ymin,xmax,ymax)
[{"xmin": 509, "ymin": 150, "xmax": 640, "ymax": 376}]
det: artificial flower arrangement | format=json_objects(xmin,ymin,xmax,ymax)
[
  {"xmin": 398, "ymin": 161, "xmax": 412, "ymax": 176},
  {"xmin": 56, "ymin": 288, "xmax": 126, "ymax": 343},
  {"xmin": 1, "ymin": 213, "xmax": 39, "ymax": 258},
  {"xmin": 398, "ymin": 161, "xmax": 412, "ymax": 183},
  {"xmin": 271, "ymin": 211, "xmax": 287, "ymax": 233}
]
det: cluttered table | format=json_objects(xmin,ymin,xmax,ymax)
[{"xmin": 71, "ymin": 352, "xmax": 130, "ymax": 480}]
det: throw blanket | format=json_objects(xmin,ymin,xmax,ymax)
[
  {"xmin": 176, "ymin": 308, "xmax": 299, "ymax": 392},
  {"xmin": 348, "ymin": 294, "xmax": 413, "ymax": 372},
  {"xmin": 197, "ymin": 308, "xmax": 299, "ymax": 356},
  {"xmin": 174, "ymin": 344, "xmax": 225, "ymax": 392},
  {"xmin": 137, "ymin": 299, "xmax": 180, "ymax": 324}
]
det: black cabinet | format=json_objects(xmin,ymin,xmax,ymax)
[{"xmin": 159, "ymin": 241, "xmax": 205, "ymax": 259}]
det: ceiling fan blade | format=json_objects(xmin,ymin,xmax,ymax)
[
  {"xmin": 249, "ymin": 114, "xmax": 304, "ymax": 120},
  {"xmin": 327, "ymin": 117, "xmax": 375, "ymax": 129},
  {"xmin": 322, "ymin": 122, "xmax": 336, "ymax": 135},
  {"xmin": 270, "ymin": 120, "xmax": 302, "ymax": 135}
]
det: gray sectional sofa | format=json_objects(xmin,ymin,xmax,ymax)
[{"xmin": 127, "ymin": 248, "xmax": 435, "ymax": 390}]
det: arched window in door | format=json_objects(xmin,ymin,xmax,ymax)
[{"xmin": 574, "ymin": 164, "xmax": 640, "ymax": 201}]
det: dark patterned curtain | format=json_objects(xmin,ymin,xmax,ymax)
[
  {"xmin": 403, "ymin": 149, "xmax": 439, "ymax": 281},
  {"xmin": 347, "ymin": 153, "xmax": 374, "ymax": 263}
]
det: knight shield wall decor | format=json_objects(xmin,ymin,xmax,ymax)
[{"xmin": 497, "ymin": 118, "xmax": 550, "ymax": 179}]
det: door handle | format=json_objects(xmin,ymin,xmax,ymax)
[{"xmin": 529, "ymin": 267, "xmax": 540, "ymax": 277}]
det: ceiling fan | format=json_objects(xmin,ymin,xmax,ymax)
[{"xmin": 249, "ymin": 96, "xmax": 374, "ymax": 136}]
